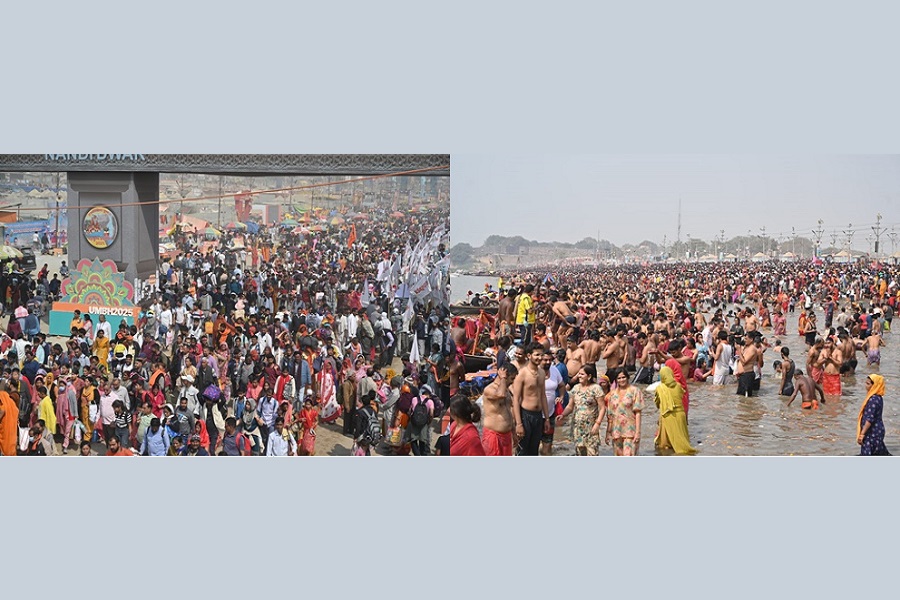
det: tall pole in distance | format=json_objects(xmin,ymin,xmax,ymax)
[
  {"xmin": 677, "ymin": 199, "xmax": 682, "ymax": 245},
  {"xmin": 813, "ymin": 219, "xmax": 824, "ymax": 258},
  {"xmin": 871, "ymin": 212, "xmax": 884, "ymax": 258},
  {"xmin": 54, "ymin": 172, "xmax": 61, "ymax": 250},
  {"xmin": 843, "ymin": 223, "xmax": 854, "ymax": 258}
]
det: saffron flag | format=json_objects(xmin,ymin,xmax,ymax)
[{"xmin": 347, "ymin": 224, "xmax": 357, "ymax": 248}]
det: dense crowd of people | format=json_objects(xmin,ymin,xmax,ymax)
[
  {"xmin": 0, "ymin": 203, "xmax": 457, "ymax": 457},
  {"xmin": 448, "ymin": 260, "xmax": 894, "ymax": 456}
]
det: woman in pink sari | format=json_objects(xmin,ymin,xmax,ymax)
[
  {"xmin": 758, "ymin": 302, "xmax": 771, "ymax": 329},
  {"xmin": 773, "ymin": 309, "xmax": 786, "ymax": 337},
  {"xmin": 317, "ymin": 360, "xmax": 341, "ymax": 424}
]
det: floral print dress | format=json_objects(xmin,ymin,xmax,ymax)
[
  {"xmin": 606, "ymin": 385, "xmax": 644, "ymax": 456},
  {"xmin": 570, "ymin": 383, "xmax": 602, "ymax": 455}
]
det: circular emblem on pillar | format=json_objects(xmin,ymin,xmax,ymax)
[{"xmin": 83, "ymin": 206, "xmax": 119, "ymax": 249}]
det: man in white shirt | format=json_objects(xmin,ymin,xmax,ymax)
[
  {"xmin": 159, "ymin": 303, "xmax": 173, "ymax": 332},
  {"xmin": 188, "ymin": 316, "xmax": 204, "ymax": 341},
  {"xmin": 111, "ymin": 377, "xmax": 132, "ymax": 412},
  {"xmin": 178, "ymin": 376, "xmax": 200, "ymax": 416},
  {"xmin": 15, "ymin": 338, "xmax": 29, "ymax": 366},
  {"xmin": 337, "ymin": 313, "xmax": 349, "ymax": 349},
  {"xmin": 347, "ymin": 311, "xmax": 359, "ymax": 340},
  {"xmin": 256, "ymin": 329, "xmax": 273, "ymax": 352},
  {"xmin": 96, "ymin": 314, "xmax": 113, "ymax": 340},
  {"xmin": 174, "ymin": 301, "xmax": 187, "ymax": 330},
  {"xmin": 266, "ymin": 417, "xmax": 296, "ymax": 456},
  {"xmin": 98, "ymin": 379, "xmax": 121, "ymax": 447},
  {"xmin": 701, "ymin": 322, "xmax": 714, "ymax": 351}
]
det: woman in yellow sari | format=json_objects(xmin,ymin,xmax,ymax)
[
  {"xmin": 654, "ymin": 366, "xmax": 697, "ymax": 455},
  {"xmin": 37, "ymin": 384, "xmax": 57, "ymax": 438},
  {"xmin": 81, "ymin": 380, "xmax": 98, "ymax": 439}
]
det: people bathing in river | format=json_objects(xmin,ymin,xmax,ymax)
[{"xmin": 448, "ymin": 260, "xmax": 899, "ymax": 454}]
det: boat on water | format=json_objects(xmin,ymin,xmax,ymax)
[{"xmin": 450, "ymin": 303, "xmax": 498, "ymax": 316}]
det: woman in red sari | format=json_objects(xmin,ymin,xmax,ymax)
[
  {"xmin": 449, "ymin": 397, "xmax": 484, "ymax": 456},
  {"xmin": 297, "ymin": 398, "xmax": 319, "ymax": 455}
]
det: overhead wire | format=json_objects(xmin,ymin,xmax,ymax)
[{"xmin": 0, "ymin": 164, "xmax": 450, "ymax": 213}]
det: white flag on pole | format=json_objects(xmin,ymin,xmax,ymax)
[
  {"xmin": 360, "ymin": 278, "xmax": 371, "ymax": 307},
  {"xmin": 409, "ymin": 331, "xmax": 420, "ymax": 363},
  {"xmin": 410, "ymin": 276, "xmax": 432, "ymax": 301}
]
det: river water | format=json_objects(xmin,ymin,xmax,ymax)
[
  {"xmin": 450, "ymin": 280, "xmax": 899, "ymax": 455},
  {"xmin": 567, "ymin": 309, "xmax": 900, "ymax": 456},
  {"xmin": 450, "ymin": 274, "xmax": 498, "ymax": 304}
]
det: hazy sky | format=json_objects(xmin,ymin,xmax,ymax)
[{"xmin": 452, "ymin": 155, "xmax": 900, "ymax": 251}]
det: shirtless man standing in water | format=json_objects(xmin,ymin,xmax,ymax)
[
  {"xmin": 634, "ymin": 332, "xmax": 655, "ymax": 384},
  {"xmin": 512, "ymin": 343, "xmax": 549, "ymax": 456},
  {"xmin": 866, "ymin": 330, "xmax": 885, "ymax": 366},
  {"xmin": 482, "ymin": 365, "xmax": 517, "ymax": 456},
  {"xmin": 839, "ymin": 332, "xmax": 860, "ymax": 375},
  {"xmin": 820, "ymin": 338, "xmax": 842, "ymax": 397},
  {"xmin": 806, "ymin": 338, "xmax": 824, "ymax": 385},
  {"xmin": 579, "ymin": 330, "xmax": 603, "ymax": 369},
  {"xmin": 787, "ymin": 369, "xmax": 825, "ymax": 409},
  {"xmin": 744, "ymin": 308, "xmax": 759, "ymax": 334},
  {"xmin": 565, "ymin": 337, "xmax": 585, "ymax": 379},
  {"xmin": 551, "ymin": 293, "xmax": 575, "ymax": 346},
  {"xmin": 735, "ymin": 334, "xmax": 759, "ymax": 397},
  {"xmin": 601, "ymin": 325, "xmax": 627, "ymax": 378},
  {"xmin": 498, "ymin": 289, "xmax": 516, "ymax": 339}
]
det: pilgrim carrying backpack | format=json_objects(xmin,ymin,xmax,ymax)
[
  {"xmin": 410, "ymin": 397, "xmax": 430, "ymax": 428},
  {"xmin": 364, "ymin": 409, "xmax": 382, "ymax": 446}
]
